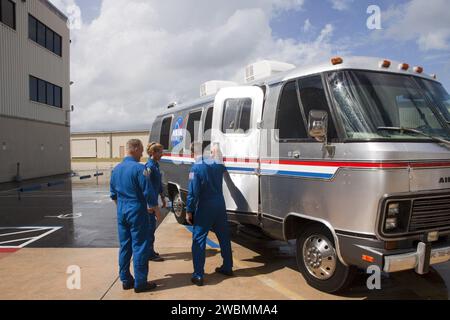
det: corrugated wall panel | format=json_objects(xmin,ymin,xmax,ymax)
[
  {"xmin": 0, "ymin": 0, "xmax": 71, "ymax": 182},
  {"xmin": 0, "ymin": 0, "xmax": 70, "ymax": 124}
]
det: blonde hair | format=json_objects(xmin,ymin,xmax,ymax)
[{"xmin": 146, "ymin": 142, "xmax": 164, "ymax": 157}]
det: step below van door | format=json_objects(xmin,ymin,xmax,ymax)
[{"xmin": 211, "ymin": 86, "xmax": 264, "ymax": 214}]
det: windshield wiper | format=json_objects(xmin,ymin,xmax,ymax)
[{"xmin": 377, "ymin": 127, "xmax": 450, "ymax": 146}]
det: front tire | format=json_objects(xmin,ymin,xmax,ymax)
[
  {"xmin": 171, "ymin": 191, "xmax": 188, "ymax": 225},
  {"xmin": 296, "ymin": 224, "xmax": 356, "ymax": 293}
]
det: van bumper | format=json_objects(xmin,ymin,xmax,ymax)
[
  {"xmin": 337, "ymin": 233, "xmax": 450, "ymax": 274},
  {"xmin": 383, "ymin": 242, "xmax": 450, "ymax": 274}
]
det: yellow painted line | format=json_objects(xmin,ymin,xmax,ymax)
[{"xmin": 232, "ymin": 258, "xmax": 306, "ymax": 300}]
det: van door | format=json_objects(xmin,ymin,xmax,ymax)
[{"xmin": 211, "ymin": 86, "xmax": 264, "ymax": 217}]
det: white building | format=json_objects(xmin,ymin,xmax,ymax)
[
  {"xmin": 71, "ymin": 130, "xmax": 150, "ymax": 159},
  {"xmin": 0, "ymin": 0, "xmax": 71, "ymax": 183}
]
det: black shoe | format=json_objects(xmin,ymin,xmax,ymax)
[
  {"xmin": 149, "ymin": 255, "xmax": 165, "ymax": 262},
  {"xmin": 122, "ymin": 282, "xmax": 134, "ymax": 290},
  {"xmin": 154, "ymin": 252, "xmax": 160, "ymax": 256},
  {"xmin": 191, "ymin": 276, "xmax": 204, "ymax": 286},
  {"xmin": 134, "ymin": 282, "xmax": 157, "ymax": 293},
  {"xmin": 215, "ymin": 267, "xmax": 233, "ymax": 277}
]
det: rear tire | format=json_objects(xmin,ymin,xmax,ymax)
[
  {"xmin": 171, "ymin": 191, "xmax": 188, "ymax": 225},
  {"xmin": 296, "ymin": 224, "xmax": 356, "ymax": 293}
]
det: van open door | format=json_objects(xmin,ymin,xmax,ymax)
[{"xmin": 211, "ymin": 86, "xmax": 264, "ymax": 218}]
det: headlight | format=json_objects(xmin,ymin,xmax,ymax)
[
  {"xmin": 385, "ymin": 203, "xmax": 399, "ymax": 230},
  {"xmin": 388, "ymin": 203, "xmax": 400, "ymax": 216},
  {"xmin": 383, "ymin": 201, "xmax": 412, "ymax": 235}
]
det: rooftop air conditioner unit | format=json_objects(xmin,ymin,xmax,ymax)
[
  {"xmin": 200, "ymin": 81, "xmax": 238, "ymax": 97},
  {"xmin": 245, "ymin": 60, "xmax": 296, "ymax": 83}
]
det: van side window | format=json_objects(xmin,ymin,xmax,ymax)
[
  {"xmin": 298, "ymin": 76, "xmax": 338, "ymax": 140},
  {"xmin": 160, "ymin": 117, "xmax": 172, "ymax": 150},
  {"xmin": 221, "ymin": 98, "xmax": 252, "ymax": 134},
  {"xmin": 203, "ymin": 107, "xmax": 213, "ymax": 151},
  {"xmin": 276, "ymin": 81, "xmax": 308, "ymax": 140},
  {"xmin": 185, "ymin": 111, "xmax": 202, "ymax": 149}
]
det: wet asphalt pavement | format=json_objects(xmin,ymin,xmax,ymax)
[{"xmin": 0, "ymin": 163, "xmax": 168, "ymax": 248}]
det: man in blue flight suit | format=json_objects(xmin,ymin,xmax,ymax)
[
  {"xmin": 186, "ymin": 142, "xmax": 233, "ymax": 286},
  {"xmin": 110, "ymin": 139, "xmax": 161, "ymax": 293}
]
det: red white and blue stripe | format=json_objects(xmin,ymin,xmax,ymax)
[{"xmin": 161, "ymin": 154, "xmax": 450, "ymax": 181}]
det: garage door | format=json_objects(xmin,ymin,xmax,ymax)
[{"xmin": 71, "ymin": 139, "xmax": 97, "ymax": 158}]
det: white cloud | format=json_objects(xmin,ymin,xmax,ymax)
[
  {"xmin": 329, "ymin": 0, "xmax": 354, "ymax": 11},
  {"xmin": 51, "ymin": 0, "xmax": 339, "ymax": 131},
  {"xmin": 382, "ymin": 0, "xmax": 450, "ymax": 51},
  {"xmin": 303, "ymin": 19, "xmax": 312, "ymax": 32},
  {"xmin": 272, "ymin": 0, "xmax": 305, "ymax": 11},
  {"xmin": 49, "ymin": 0, "xmax": 82, "ymax": 30}
]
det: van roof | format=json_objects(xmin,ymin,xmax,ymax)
[{"xmin": 156, "ymin": 56, "xmax": 438, "ymax": 117}]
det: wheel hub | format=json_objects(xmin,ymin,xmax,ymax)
[
  {"xmin": 302, "ymin": 234, "xmax": 337, "ymax": 280},
  {"xmin": 173, "ymin": 195, "xmax": 184, "ymax": 218}
]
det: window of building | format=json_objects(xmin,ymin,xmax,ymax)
[
  {"xmin": 54, "ymin": 33, "xmax": 62, "ymax": 56},
  {"xmin": 30, "ymin": 75, "xmax": 63, "ymax": 108},
  {"xmin": 185, "ymin": 111, "xmax": 202, "ymax": 149},
  {"xmin": 0, "ymin": 0, "xmax": 15, "ymax": 30},
  {"xmin": 28, "ymin": 14, "xmax": 62, "ymax": 57},
  {"xmin": 46, "ymin": 83, "xmax": 54, "ymax": 106},
  {"xmin": 160, "ymin": 117, "xmax": 172, "ymax": 150},
  {"xmin": 46, "ymin": 28, "xmax": 54, "ymax": 51},
  {"xmin": 221, "ymin": 98, "xmax": 252, "ymax": 134},
  {"xmin": 54, "ymin": 86, "xmax": 62, "ymax": 108},
  {"xmin": 37, "ymin": 21, "xmax": 46, "ymax": 47},
  {"xmin": 275, "ymin": 81, "xmax": 308, "ymax": 141},
  {"xmin": 38, "ymin": 79, "xmax": 46, "ymax": 104},
  {"xmin": 298, "ymin": 76, "xmax": 338, "ymax": 140},
  {"xmin": 29, "ymin": 76, "xmax": 38, "ymax": 102},
  {"xmin": 29, "ymin": 15, "xmax": 37, "ymax": 41}
]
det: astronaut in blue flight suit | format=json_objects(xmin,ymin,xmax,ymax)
[
  {"xmin": 110, "ymin": 139, "xmax": 161, "ymax": 293},
  {"xmin": 186, "ymin": 143, "xmax": 233, "ymax": 286},
  {"xmin": 145, "ymin": 142, "xmax": 167, "ymax": 262}
]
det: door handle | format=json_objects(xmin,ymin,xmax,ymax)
[{"xmin": 291, "ymin": 151, "xmax": 300, "ymax": 159}]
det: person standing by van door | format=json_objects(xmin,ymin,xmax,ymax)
[
  {"xmin": 186, "ymin": 142, "xmax": 233, "ymax": 286},
  {"xmin": 145, "ymin": 142, "xmax": 167, "ymax": 262},
  {"xmin": 110, "ymin": 139, "xmax": 161, "ymax": 293}
]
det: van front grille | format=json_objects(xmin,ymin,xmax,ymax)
[{"xmin": 410, "ymin": 196, "xmax": 450, "ymax": 232}]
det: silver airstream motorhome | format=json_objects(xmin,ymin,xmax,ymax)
[{"xmin": 149, "ymin": 56, "xmax": 450, "ymax": 293}]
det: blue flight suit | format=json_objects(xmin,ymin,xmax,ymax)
[
  {"xmin": 186, "ymin": 157, "xmax": 233, "ymax": 279},
  {"xmin": 145, "ymin": 159, "xmax": 164, "ymax": 258},
  {"xmin": 110, "ymin": 156, "xmax": 158, "ymax": 289}
]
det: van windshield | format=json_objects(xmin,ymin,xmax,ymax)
[
  {"xmin": 327, "ymin": 70, "xmax": 450, "ymax": 141},
  {"xmin": 417, "ymin": 78, "xmax": 450, "ymax": 122}
]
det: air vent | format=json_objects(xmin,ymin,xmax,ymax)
[
  {"xmin": 245, "ymin": 60, "xmax": 296, "ymax": 83},
  {"xmin": 200, "ymin": 81, "xmax": 238, "ymax": 97}
]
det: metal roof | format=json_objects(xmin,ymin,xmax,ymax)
[{"xmin": 156, "ymin": 56, "xmax": 439, "ymax": 117}]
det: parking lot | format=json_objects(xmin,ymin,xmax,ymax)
[{"xmin": 0, "ymin": 162, "xmax": 449, "ymax": 300}]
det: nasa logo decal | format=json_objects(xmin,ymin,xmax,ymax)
[{"xmin": 171, "ymin": 117, "xmax": 184, "ymax": 147}]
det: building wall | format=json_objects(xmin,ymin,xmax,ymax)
[
  {"xmin": 0, "ymin": 0, "xmax": 71, "ymax": 183},
  {"xmin": 111, "ymin": 133, "xmax": 150, "ymax": 158},
  {"xmin": 0, "ymin": 116, "xmax": 71, "ymax": 182},
  {"xmin": 71, "ymin": 132, "xmax": 150, "ymax": 159}
]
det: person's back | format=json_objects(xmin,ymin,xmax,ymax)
[
  {"xmin": 192, "ymin": 157, "xmax": 226, "ymax": 204},
  {"xmin": 111, "ymin": 158, "xmax": 147, "ymax": 209},
  {"xmin": 110, "ymin": 139, "xmax": 159, "ymax": 293},
  {"xmin": 186, "ymin": 144, "xmax": 233, "ymax": 286}
]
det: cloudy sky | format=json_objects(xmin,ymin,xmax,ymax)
[{"xmin": 48, "ymin": 0, "xmax": 450, "ymax": 132}]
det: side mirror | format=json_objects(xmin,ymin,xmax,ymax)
[{"xmin": 308, "ymin": 110, "xmax": 328, "ymax": 142}]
